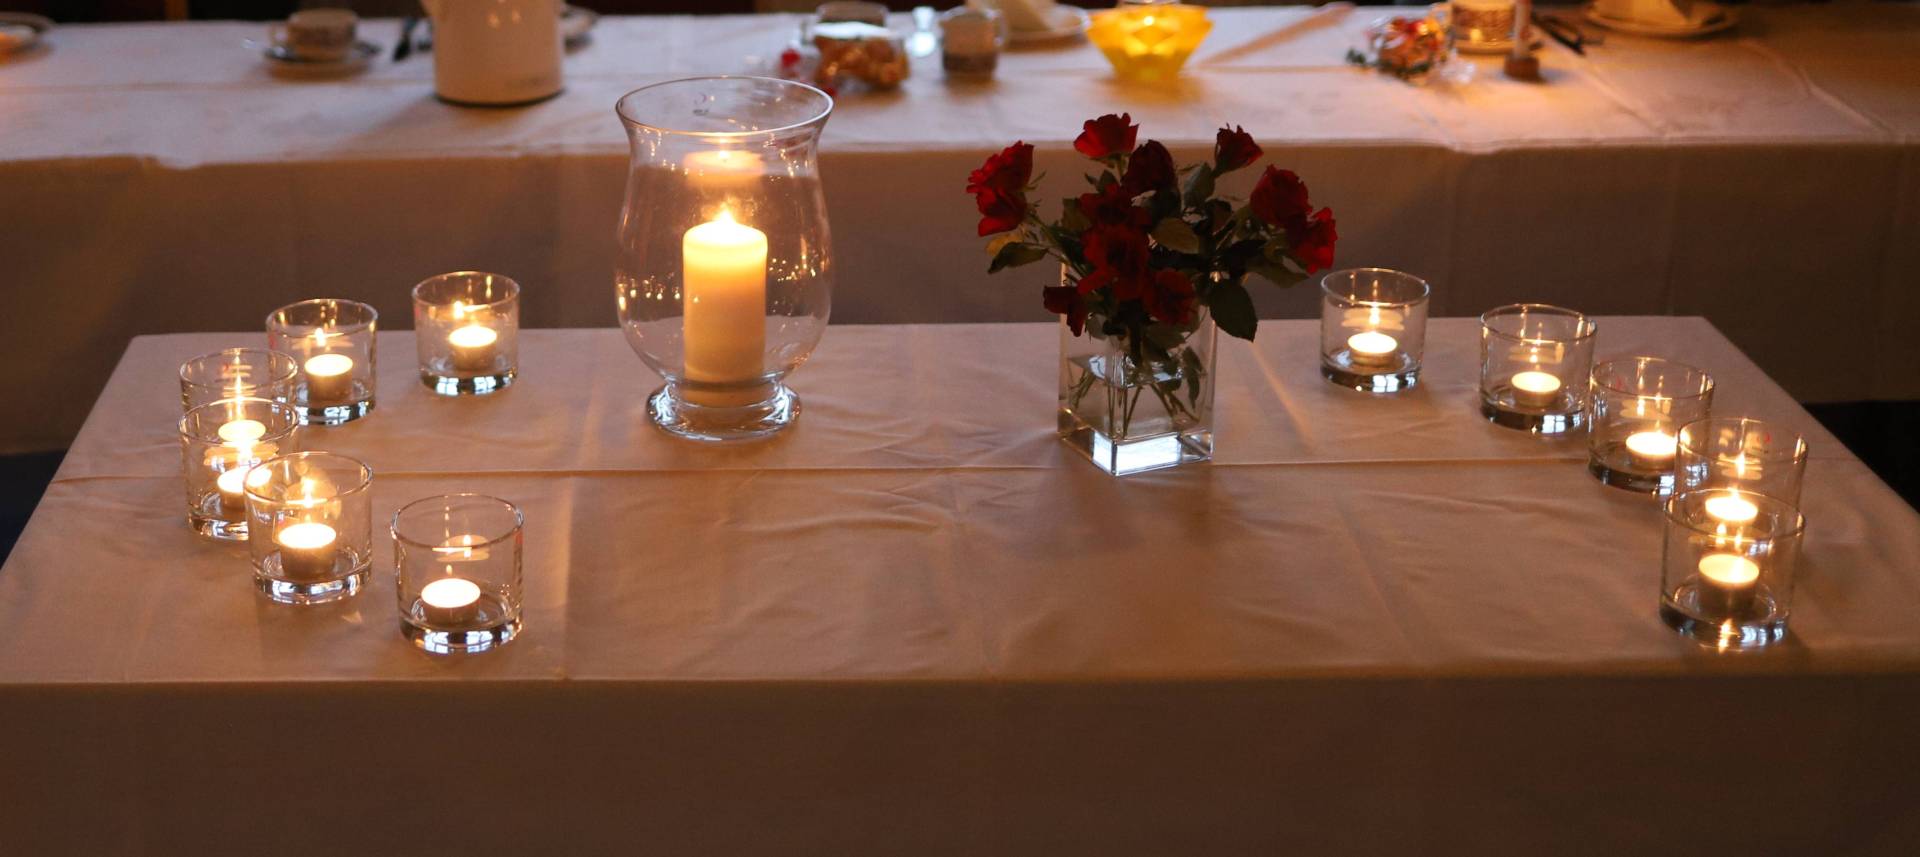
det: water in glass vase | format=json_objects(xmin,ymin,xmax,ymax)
[{"xmin": 1057, "ymin": 313, "xmax": 1217, "ymax": 476}]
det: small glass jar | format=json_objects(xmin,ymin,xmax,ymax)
[
  {"xmin": 178, "ymin": 348, "xmax": 299, "ymax": 412},
  {"xmin": 179, "ymin": 397, "xmax": 300, "ymax": 542},
  {"xmin": 412, "ymin": 271, "xmax": 521, "ymax": 396},
  {"xmin": 392, "ymin": 494, "xmax": 525, "ymax": 655},
  {"xmin": 1660, "ymin": 489, "xmax": 1804, "ymax": 651},
  {"xmin": 1319, "ymin": 268, "xmax": 1430, "ymax": 393},
  {"xmin": 1478, "ymin": 304, "xmax": 1596, "ymax": 434},
  {"xmin": 1586, "ymin": 357, "xmax": 1715, "ymax": 494},
  {"xmin": 244, "ymin": 451, "xmax": 374, "ymax": 605},
  {"xmin": 1676, "ymin": 417, "xmax": 1809, "ymax": 505},
  {"xmin": 940, "ymin": 6, "xmax": 1004, "ymax": 79},
  {"xmin": 266, "ymin": 299, "xmax": 378, "ymax": 426}
]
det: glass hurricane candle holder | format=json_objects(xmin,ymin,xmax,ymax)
[
  {"xmin": 1677, "ymin": 417, "xmax": 1809, "ymax": 505},
  {"xmin": 244, "ymin": 451, "xmax": 374, "ymax": 605},
  {"xmin": 178, "ymin": 348, "xmax": 298, "ymax": 412},
  {"xmin": 1478, "ymin": 304, "xmax": 1596, "ymax": 434},
  {"xmin": 267, "ymin": 299, "xmax": 378, "ymax": 426},
  {"xmin": 614, "ymin": 76, "xmax": 834, "ymax": 442},
  {"xmin": 1660, "ymin": 489, "xmax": 1804, "ymax": 651},
  {"xmin": 1319, "ymin": 268, "xmax": 1430, "ymax": 393},
  {"xmin": 179, "ymin": 397, "xmax": 300, "ymax": 542},
  {"xmin": 1587, "ymin": 357, "xmax": 1714, "ymax": 494},
  {"xmin": 412, "ymin": 271, "xmax": 521, "ymax": 396},
  {"xmin": 392, "ymin": 494, "xmax": 525, "ymax": 655}
]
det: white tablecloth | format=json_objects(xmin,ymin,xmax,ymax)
[
  {"xmin": 4, "ymin": 319, "xmax": 1919, "ymax": 854},
  {"xmin": 1, "ymin": 4, "xmax": 1917, "ymax": 456}
]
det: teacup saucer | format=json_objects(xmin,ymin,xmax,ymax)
[
  {"xmin": 263, "ymin": 40, "xmax": 378, "ymax": 76},
  {"xmin": 1457, "ymin": 35, "xmax": 1543, "ymax": 55}
]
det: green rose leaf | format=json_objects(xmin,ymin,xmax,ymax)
[
  {"xmin": 1246, "ymin": 256, "xmax": 1303, "ymax": 289},
  {"xmin": 1182, "ymin": 165, "xmax": 1216, "ymax": 209},
  {"xmin": 988, "ymin": 241, "xmax": 1051, "ymax": 274},
  {"xmin": 1150, "ymin": 218, "xmax": 1201, "ymax": 254},
  {"xmin": 1209, "ymin": 280, "xmax": 1258, "ymax": 341}
]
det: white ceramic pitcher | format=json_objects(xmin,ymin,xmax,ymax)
[{"xmin": 422, "ymin": 0, "xmax": 565, "ymax": 106}]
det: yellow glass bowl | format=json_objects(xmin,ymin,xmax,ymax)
[{"xmin": 1087, "ymin": 5, "xmax": 1213, "ymax": 83}]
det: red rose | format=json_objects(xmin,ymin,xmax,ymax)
[
  {"xmin": 1077, "ymin": 182, "xmax": 1152, "ymax": 231},
  {"xmin": 1143, "ymin": 269, "xmax": 1197, "ymax": 326},
  {"xmin": 1077, "ymin": 224, "xmax": 1152, "ymax": 301},
  {"xmin": 1073, "ymin": 113, "xmax": 1137, "ymax": 161},
  {"xmin": 967, "ymin": 142, "xmax": 1034, "ymax": 235},
  {"xmin": 1121, "ymin": 140, "xmax": 1177, "ymax": 196},
  {"xmin": 1043, "ymin": 285, "xmax": 1090, "ymax": 336},
  {"xmin": 1249, "ymin": 166, "xmax": 1312, "ymax": 228},
  {"xmin": 1213, "ymin": 125, "xmax": 1262, "ymax": 173},
  {"xmin": 1289, "ymin": 207, "xmax": 1339, "ymax": 274}
]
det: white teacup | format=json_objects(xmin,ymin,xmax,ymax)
[{"xmin": 269, "ymin": 8, "xmax": 357, "ymax": 61}]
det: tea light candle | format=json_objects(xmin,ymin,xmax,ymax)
[
  {"xmin": 420, "ymin": 577, "xmax": 483, "ymax": 627},
  {"xmin": 276, "ymin": 521, "xmax": 339, "ymax": 581},
  {"xmin": 448, "ymin": 324, "xmax": 499, "ymax": 373},
  {"xmin": 1625, "ymin": 430, "xmax": 1678, "ymax": 470},
  {"xmin": 218, "ymin": 419, "xmax": 266, "ymax": 444},
  {"xmin": 1510, "ymin": 370, "xmax": 1561, "ymax": 409},
  {"xmin": 682, "ymin": 209, "xmax": 768, "ymax": 401},
  {"xmin": 1705, "ymin": 492, "xmax": 1760, "ymax": 524},
  {"xmin": 1345, "ymin": 331, "xmax": 1398, "ymax": 369},
  {"xmin": 303, "ymin": 353, "xmax": 354, "ymax": 403},
  {"xmin": 1696, "ymin": 552, "xmax": 1759, "ymax": 619},
  {"xmin": 214, "ymin": 463, "xmax": 268, "ymax": 517}
]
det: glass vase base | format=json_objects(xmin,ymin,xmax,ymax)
[
  {"xmin": 1322, "ymin": 363, "xmax": 1420, "ymax": 394},
  {"xmin": 297, "ymin": 398, "xmax": 374, "ymax": 427},
  {"xmin": 188, "ymin": 512, "xmax": 248, "ymax": 542},
  {"xmin": 1659, "ymin": 600, "xmax": 1787, "ymax": 651},
  {"xmin": 1481, "ymin": 400, "xmax": 1584, "ymax": 435},
  {"xmin": 403, "ymin": 617, "xmax": 521, "ymax": 655},
  {"xmin": 648, "ymin": 382, "xmax": 799, "ymax": 442},
  {"xmin": 1059, "ymin": 412, "xmax": 1213, "ymax": 477},
  {"xmin": 422, "ymin": 369, "xmax": 515, "ymax": 397},
  {"xmin": 254, "ymin": 562, "xmax": 370, "ymax": 605},
  {"xmin": 1589, "ymin": 449, "xmax": 1674, "ymax": 495}
]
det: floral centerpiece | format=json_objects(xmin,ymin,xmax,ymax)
[{"xmin": 965, "ymin": 113, "xmax": 1337, "ymax": 475}]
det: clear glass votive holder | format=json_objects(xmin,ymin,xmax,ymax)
[
  {"xmin": 243, "ymin": 451, "xmax": 374, "ymax": 605},
  {"xmin": 1677, "ymin": 417, "xmax": 1809, "ymax": 505},
  {"xmin": 266, "ymin": 299, "xmax": 378, "ymax": 426},
  {"xmin": 1660, "ymin": 489, "xmax": 1804, "ymax": 651},
  {"xmin": 412, "ymin": 271, "xmax": 520, "ymax": 397},
  {"xmin": 1478, "ymin": 304, "xmax": 1597, "ymax": 434},
  {"xmin": 392, "ymin": 494, "xmax": 525, "ymax": 655},
  {"xmin": 178, "ymin": 348, "xmax": 299, "ymax": 412},
  {"xmin": 1319, "ymin": 268, "xmax": 1430, "ymax": 393},
  {"xmin": 179, "ymin": 397, "xmax": 300, "ymax": 542},
  {"xmin": 1587, "ymin": 357, "xmax": 1715, "ymax": 495}
]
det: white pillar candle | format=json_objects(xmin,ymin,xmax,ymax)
[
  {"xmin": 684, "ymin": 150, "xmax": 764, "ymax": 193},
  {"xmin": 1705, "ymin": 492, "xmax": 1759, "ymax": 525},
  {"xmin": 1625, "ymin": 429, "xmax": 1678, "ymax": 470},
  {"xmin": 1696, "ymin": 552, "xmax": 1760, "ymax": 619},
  {"xmin": 682, "ymin": 209, "xmax": 768, "ymax": 404},
  {"xmin": 1510, "ymin": 370, "xmax": 1562, "ymax": 409},
  {"xmin": 276, "ymin": 521, "xmax": 339, "ymax": 581},
  {"xmin": 448, "ymin": 324, "xmax": 499, "ymax": 373},
  {"xmin": 420, "ymin": 577, "xmax": 483, "ymax": 627},
  {"xmin": 303, "ymin": 353, "xmax": 355, "ymax": 403},
  {"xmin": 1345, "ymin": 331, "xmax": 1398, "ymax": 369}
]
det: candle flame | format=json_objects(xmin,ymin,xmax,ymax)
[
  {"xmin": 452, "ymin": 300, "xmax": 467, "ymax": 321},
  {"xmin": 312, "ymin": 329, "xmax": 331, "ymax": 348}
]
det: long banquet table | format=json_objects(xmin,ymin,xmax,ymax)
[
  {"xmin": 2, "ymin": 4, "xmax": 1918, "ymax": 454},
  {"xmin": 4, "ymin": 317, "xmax": 1919, "ymax": 854}
]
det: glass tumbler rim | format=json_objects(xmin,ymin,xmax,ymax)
[
  {"xmin": 1677, "ymin": 416, "xmax": 1810, "ymax": 462},
  {"xmin": 615, "ymin": 75, "xmax": 834, "ymax": 139},
  {"xmin": 1479, "ymin": 303, "xmax": 1596, "ymax": 344},
  {"xmin": 266, "ymin": 298, "xmax": 379, "ymax": 335},
  {"xmin": 1318, "ymin": 267, "xmax": 1431, "ymax": 306},
  {"xmin": 1590, "ymin": 355, "xmax": 1715, "ymax": 400},
  {"xmin": 391, "ymin": 493, "xmax": 525, "ymax": 550},
  {"xmin": 244, "ymin": 450, "xmax": 373, "ymax": 505},
  {"xmin": 1665, "ymin": 488, "xmax": 1806, "ymax": 540},
  {"xmin": 411, "ymin": 271, "xmax": 522, "ymax": 310},
  {"xmin": 179, "ymin": 348, "xmax": 299, "ymax": 388},
  {"xmin": 178, "ymin": 396, "xmax": 301, "ymax": 443}
]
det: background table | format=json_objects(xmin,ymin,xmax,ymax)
[
  {"xmin": 2, "ymin": 3, "xmax": 1917, "ymax": 453},
  {"xmin": 4, "ymin": 318, "xmax": 1919, "ymax": 854}
]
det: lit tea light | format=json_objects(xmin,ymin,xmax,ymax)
[
  {"xmin": 1625, "ymin": 430, "xmax": 1678, "ymax": 470},
  {"xmin": 1510, "ymin": 370, "xmax": 1561, "ymax": 409},
  {"xmin": 215, "ymin": 462, "xmax": 269, "ymax": 518},
  {"xmin": 448, "ymin": 324, "xmax": 499, "ymax": 373},
  {"xmin": 1345, "ymin": 330, "xmax": 1398, "ymax": 369},
  {"xmin": 217, "ymin": 419, "xmax": 266, "ymax": 444},
  {"xmin": 1696, "ymin": 552, "xmax": 1759, "ymax": 619},
  {"xmin": 303, "ymin": 353, "xmax": 355, "ymax": 403},
  {"xmin": 276, "ymin": 521, "xmax": 339, "ymax": 581},
  {"xmin": 420, "ymin": 577, "xmax": 483, "ymax": 627},
  {"xmin": 1705, "ymin": 492, "xmax": 1759, "ymax": 524}
]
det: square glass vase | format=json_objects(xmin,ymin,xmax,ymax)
[{"xmin": 1057, "ymin": 312, "xmax": 1217, "ymax": 476}]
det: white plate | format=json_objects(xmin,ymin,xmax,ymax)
[
  {"xmin": 263, "ymin": 40, "xmax": 378, "ymax": 77},
  {"xmin": 562, "ymin": 4, "xmax": 598, "ymax": 46},
  {"xmin": 0, "ymin": 12, "xmax": 52, "ymax": 56},
  {"xmin": 1008, "ymin": 6, "xmax": 1090, "ymax": 45},
  {"xmin": 1583, "ymin": 4, "xmax": 1737, "ymax": 38}
]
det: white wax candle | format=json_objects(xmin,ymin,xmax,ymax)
[
  {"xmin": 218, "ymin": 419, "xmax": 267, "ymax": 444},
  {"xmin": 303, "ymin": 353, "xmax": 355, "ymax": 403},
  {"xmin": 1345, "ymin": 331, "xmax": 1398, "ymax": 369},
  {"xmin": 684, "ymin": 150, "xmax": 764, "ymax": 193},
  {"xmin": 276, "ymin": 521, "xmax": 339, "ymax": 581},
  {"xmin": 214, "ymin": 463, "xmax": 268, "ymax": 518},
  {"xmin": 1510, "ymin": 370, "xmax": 1562, "ymax": 409},
  {"xmin": 1625, "ymin": 430, "xmax": 1678, "ymax": 470},
  {"xmin": 1696, "ymin": 552, "xmax": 1760, "ymax": 619},
  {"xmin": 420, "ymin": 577, "xmax": 483, "ymax": 627},
  {"xmin": 682, "ymin": 210, "xmax": 768, "ymax": 402},
  {"xmin": 1704, "ymin": 493, "xmax": 1759, "ymax": 524},
  {"xmin": 448, "ymin": 324, "xmax": 499, "ymax": 373}
]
